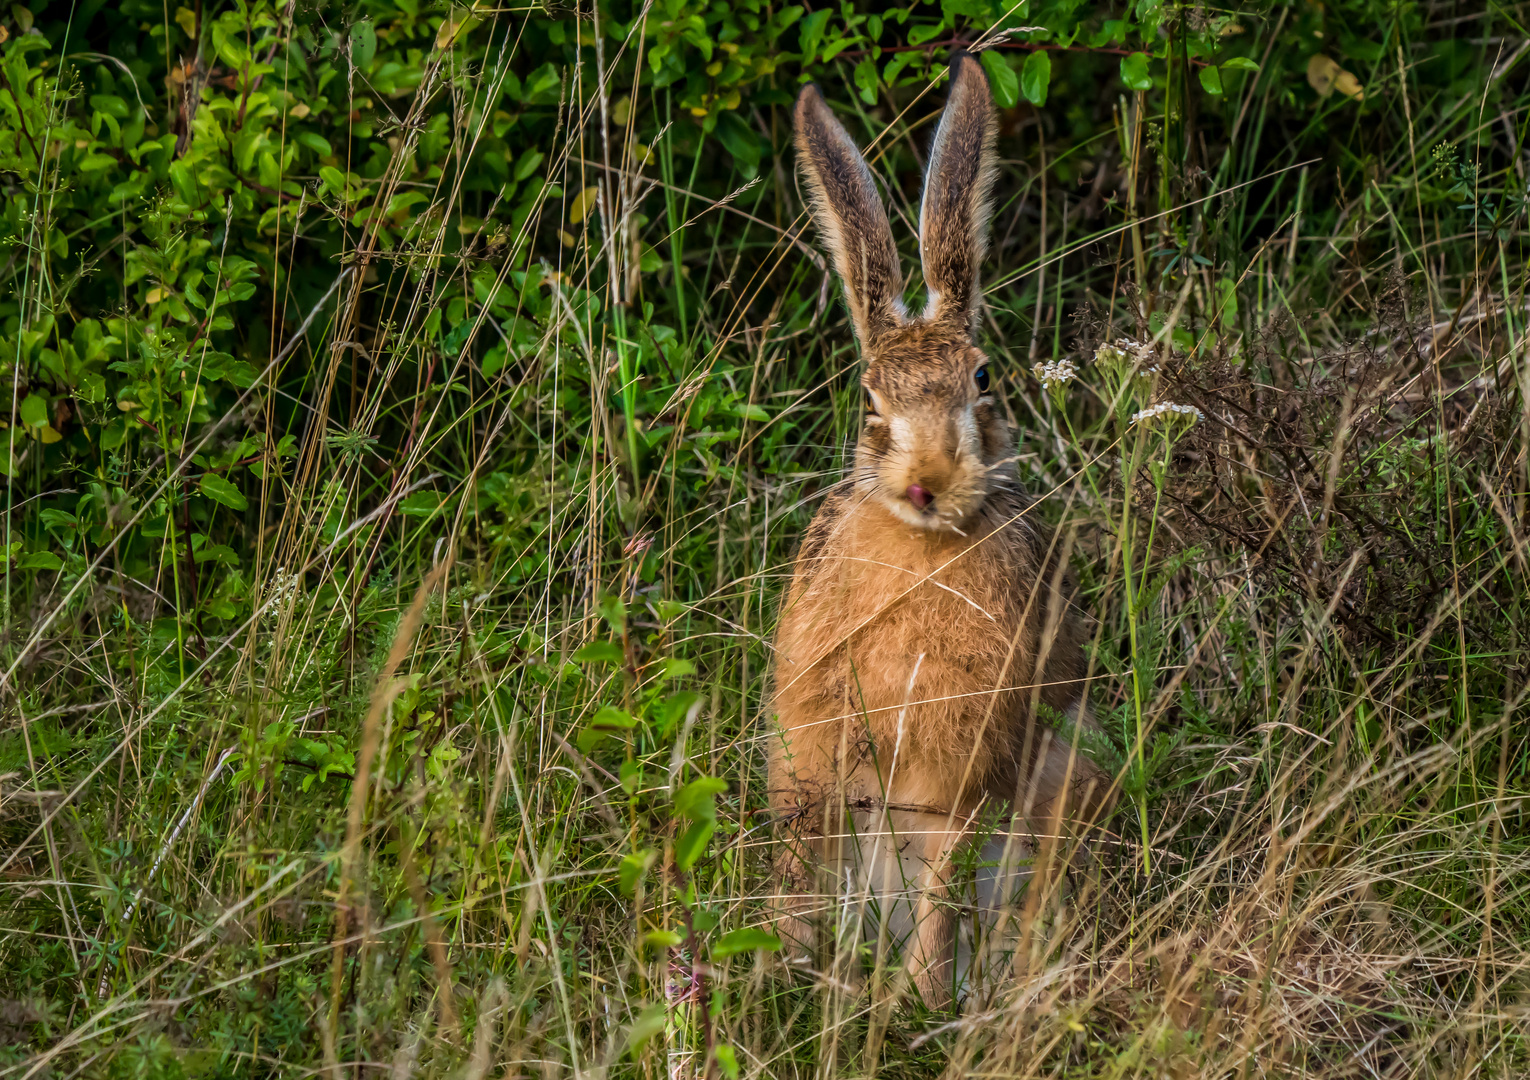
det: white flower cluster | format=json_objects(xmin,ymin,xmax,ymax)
[
  {"xmin": 1032, "ymin": 358, "xmax": 1078, "ymax": 389},
  {"xmin": 1093, "ymin": 342, "xmax": 1128, "ymax": 367},
  {"xmin": 263, "ymin": 565, "xmax": 301, "ymax": 618},
  {"xmin": 1130, "ymin": 401, "xmax": 1204, "ymax": 425},
  {"xmin": 1098, "ymin": 337, "xmax": 1168, "ymax": 375}
]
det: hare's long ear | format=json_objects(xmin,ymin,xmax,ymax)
[
  {"xmin": 794, "ymin": 84, "xmax": 905, "ymax": 347},
  {"xmin": 919, "ymin": 52, "xmax": 999, "ymax": 337}
]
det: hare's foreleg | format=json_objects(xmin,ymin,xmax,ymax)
[
  {"xmin": 767, "ymin": 822, "xmax": 820, "ymax": 956},
  {"xmin": 768, "ymin": 727, "xmax": 856, "ymax": 968},
  {"xmin": 1023, "ymin": 721, "xmax": 1112, "ymax": 841},
  {"xmin": 906, "ymin": 818, "xmax": 967, "ymax": 1009},
  {"xmin": 766, "ymin": 768, "xmax": 831, "ymax": 959}
]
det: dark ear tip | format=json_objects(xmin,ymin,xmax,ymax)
[
  {"xmin": 949, "ymin": 49, "xmax": 981, "ymax": 76},
  {"xmin": 793, "ymin": 82, "xmax": 826, "ymax": 128}
]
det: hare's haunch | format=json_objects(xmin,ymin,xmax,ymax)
[{"xmin": 769, "ymin": 53, "xmax": 1108, "ymax": 1008}]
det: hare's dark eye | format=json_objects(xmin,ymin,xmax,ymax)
[
  {"xmin": 974, "ymin": 366, "xmax": 991, "ymax": 394},
  {"xmin": 864, "ymin": 388, "xmax": 878, "ymax": 415}
]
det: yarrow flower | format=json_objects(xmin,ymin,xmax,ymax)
[
  {"xmin": 1130, "ymin": 401, "xmax": 1204, "ymax": 425},
  {"xmin": 1093, "ymin": 342, "xmax": 1128, "ymax": 368},
  {"xmin": 263, "ymin": 566, "xmax": 301, "ymax": 618},
  {"xmin": 1097, "ymin": 337, "xmax": 1169, "ymax": 375},
  {"xmin": 1032, "ymin": 358, "xmax": 1078, "ymax": 389}
]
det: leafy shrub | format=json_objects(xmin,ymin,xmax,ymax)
[{"xmin": 3, "ymin": 0, "xmax": 1527, "ymax": 1075}]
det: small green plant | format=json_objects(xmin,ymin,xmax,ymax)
[{"xmin": 3, "ymin": 0, "xmax": 1528, "ymax": 1075}]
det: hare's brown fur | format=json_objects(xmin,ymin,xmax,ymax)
[{"xmin": 770, "ymin": 55, "xmax": 1107, "ymax": 1008}]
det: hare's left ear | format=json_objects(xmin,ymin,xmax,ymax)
[{"xmin": 919, "ymin": 51, "xmax": 1000, "ymax": 337}]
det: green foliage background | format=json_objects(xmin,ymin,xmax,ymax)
[
  {"xmin": 3, "ymin": 0, "xmax": 1529, "ymax": 1074},
  {"xmin": 1, "ymin": 0, "xmax": 1508, "ymax": 632}
]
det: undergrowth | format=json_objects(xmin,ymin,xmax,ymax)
[{"xmin": 2, "ymin": 0, "xmax": 1529, "ymax": 1076}]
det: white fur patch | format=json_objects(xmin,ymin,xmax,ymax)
[
  {"xmin": 881, "ymin": 495, "xmax": 946, "ymax": 530},
  {"xmin": 954, "ymin": 407, "xmax": 978, "ymax": 458}
]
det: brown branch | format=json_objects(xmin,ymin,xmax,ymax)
[{"xmin": 834, "ymin": 38, "xmax": 1212, "ymax": 68}]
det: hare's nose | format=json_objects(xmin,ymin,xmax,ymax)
[{"xmin": 906, "ymin": 484, "xmax": 934, "ymax": 510}]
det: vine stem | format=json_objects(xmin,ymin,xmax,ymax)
[
  {"xmin": 836, "ymin": 38, "xmax": 1211, "ymax": 68},
  {"xmin": 672, "ymin": 869, "xmax": 718, "ymax": 1080}
]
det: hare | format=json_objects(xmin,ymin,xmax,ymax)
[{"xmin": 769, "ymin": 54, "xmax": 1109, "ymax": 1008}]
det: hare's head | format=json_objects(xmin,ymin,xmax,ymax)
[{"xmin": 796, "ymin": 53, "xmax": 1010, "ymax": 533}]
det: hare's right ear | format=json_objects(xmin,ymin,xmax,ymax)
[
  {"xmin": 919, "ymin": 52, "xmax": 999, "ymax": 337},
  {"xmin": 794, "ymin": 85, "xmax": 905, "ymax": 347}
]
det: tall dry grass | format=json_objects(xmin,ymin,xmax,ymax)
[{"xmin": 3, "ymin": 5, "xmax": 1529, "ymax": 1079}]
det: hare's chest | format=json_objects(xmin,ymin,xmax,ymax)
[{"xmin": 808, "ymin": 544, "xmax": 1016, "ymax": 719}]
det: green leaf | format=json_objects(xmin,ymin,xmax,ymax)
[
  {"xmin": 90, "ymin": 93, "xmax": 129, "ymax": 120},
  {"xmin": 1198, "ymin": 65, "xmax": 1224, "ymax": 95},
  {"xmin": 1216, "ymin": 277, "xmax": 1239, "ymax": 325},
  {"xmin": 169, "ymin": 159, "xmax": 201, "ymax": 207},
  {"xmin": 194, "ymin": 543, "xmax": 239, "ymax": 566},
  {"xmin": 597, "ymin": 593, "xmax": 627, "ymax": 633},
  {"xmin": 710, "ymin": 927, "xmax": 782, "ymax": 959},
  {"xmin": 224, "ymin": 361, "xmax": 260, "ymax": 388},
  {"xmin": 38, "ymin": 509, "xmax": 77, "ymax": 532},
  {"xmin": 319, "ymin": 166, "xmax": 347, "ymax": 195},
  {"xmin": 772, "ymin": 6, "xmax": 803, "ymax": 33},
  {"xmin": 1220, "ymin": 56, "xmax": 1260, "ymax": 72},
  {"xmin": 513, "ymin": 150, "xmax": 545, "ymax": 183},
  {"xmin": 397, "ymin": 491, "xmax": 443, "ymax": 517},
  {"xmin": 907, "ymin": 20, "xmax": 945, "ymax": 46},
  {"xmin": 619, "ymin": 849, "xmax": 656, "ymax": 895},
  {"xmin": 853, "ymin": 57, "xmax": 878, "ymax": 104},
  {"xmin": 660, "ymin": 658, "xmax": 696, "ymax": 681},
  {"xmin": 820, "ymin": 33, "xmax": 854, "ymax": 64},
  {"xmin": 525, "ymin": 63, "xmax": 561, "ymax": 102},
  {"xmin": 643, "ymin": 929, "xmax": 683, "ymax": 949},
  {"xmin": 1020, "ymin": 50, "xmax": 1051, "ymax": 106},
  {"xmin": 730, "ymin": 403, "xmax": 768, "ymax": 422},
  {"xmin": 578, "ymin": 704, "xmax": 637, "ymax": 752},
  {"xmin": 350, "ymin": 19, "xmax": 376, "ymax": 71},
  {"xmin": 16, "ymin": 552, "xmax": 63, "ymax": 572},
  {"xmin": 198, "ymin": 473, "xmax": 249, "ymax": 511},
  {"xmin": 295, "ymin": 131, "xmax": 332, "ymax": 157},
  {"xmin": 980, "ymin": 50, "xmax": 1019, "ymax": 109},
  {"xmin": 625, "ymin": 1004, "xmax": 668, "ymax": 1055},
  {"xmin": 571, "ymin": 641, "xmax": 625, "ymax": 664},
  {"xmin": 213, "ymin": 23, "xmax": 250, "ymax": 68},
  {"xmin": 798, "ymin": 8, "xmax": 832, "ymax": 60},
  {"xmin": 674, "ymin": 776, "xmax": 727, "ymax": 821},
  {"xmin": 714, "ymin": 1046, "xmax": 740, "ymax": 1080},
  {"xmin": 1121, "ymin": 52, "xmax": 1153, "ymax": 91},
  {"xmin": 78, "ymin": 153, "xmax": 119, "ymax": 173},
  {"xmin": 714, "ymin": 113, "xmax": 761, "ymax": 180},
  {"xmin": 653, "ymin": 690, "xmax": 701, "ymax": 738},
  {"xmin": 18, "ymin": 394, "xmax": 47, "ymax": 429},
  {"xmin": 673, "ymin": 818, "xmax": 716, "ymax": 870}
]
